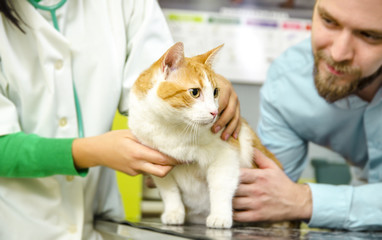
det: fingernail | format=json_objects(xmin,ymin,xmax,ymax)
[
  {"xmin": 214, "ymin": 126, "xmax": 221, "ymax": 133},
  {"xmin": 233, "ymin": 132, "xmax": 238, "ymax": 139},
  {"xmin": 223, "ymin": 133, "xmax": 229, "ymax": 141}
]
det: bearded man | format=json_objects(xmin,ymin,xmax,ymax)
[{"xmin": 233, "ymin": 0, "xmax": 382, "ymax": 231}]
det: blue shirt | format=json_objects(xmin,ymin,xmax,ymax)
[{"xmin": 257, "ymin": 38, "xmax": 382, "ymax": 230}]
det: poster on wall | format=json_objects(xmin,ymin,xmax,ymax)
[{"xmin": 163, "ymin": 8, "xmax": 311, "ymax": 84}]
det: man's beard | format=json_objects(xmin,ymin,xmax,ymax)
[{"xmin": 313, "ymin": 50, "xmax": 382, "ymax": 103}]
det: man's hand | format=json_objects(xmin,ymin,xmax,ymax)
[
  {"xmin": 233, "ymin": 148, "xmax": 312, "ymax": 222},
  {"xmin": 212, "ymin": 74, "xmax": 241, "ymax": 141},
  {"xmin": 72, "ymin": 130, "xmax": 178, "ymax": 177}
]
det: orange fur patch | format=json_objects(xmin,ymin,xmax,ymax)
[
  {"xmin": 250, "ymin": 128, "xmax": 283, "ymax": 169},
  {"xmin": 132, "ymin": 59, "xmax": 162, "ymax": 98},
  {"xmin": 157, "ymin": 57, "xmax": 218, "ymax": 109},
  {"xmin": 228, "ymin": 136, "xmax": 240, "ymax": 149},
  {"xmin": 157, "ymin": 81, "xmax": 194, "ymax": 108}
]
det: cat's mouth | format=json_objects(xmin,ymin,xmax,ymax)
[
  {"xmin": 197, "ymin": 120, "xmax": 214, "ymax": 126},
  {"xmin": 184, "ymin": 113, "xmax": 217, "ymax": 126},
  {"xmin": 192, "ymin": 117, "xmax": 217, "ymax": 126}
]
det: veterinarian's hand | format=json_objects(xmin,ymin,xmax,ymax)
[
  {"xmin": 233, "ymin": 148, "xmax": 312, "ymax": 222},
  {"xmin": 72, "ymin": 130, "xmax": 178, "ymax": 177},
  {"xmin": 212, "ymin": 74, "xmax": 241, "ymax": 141}
]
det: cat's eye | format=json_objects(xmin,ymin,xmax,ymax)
[
  {"xmin": 188, "ymin": 88, "xmax": 200, "ymax": 98},
  {"xmin": 213, "ymin": 88, "xmax": 219, "ymax": 98}
]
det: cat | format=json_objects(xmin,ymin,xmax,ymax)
[{"xmin": 128, "ymin": 42, "xmax": 282, "ymax": 229}]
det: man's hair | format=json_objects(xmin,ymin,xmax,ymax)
[{"xmin": 0, "ymin": 0, "xmax": 25, "ymax": 32}]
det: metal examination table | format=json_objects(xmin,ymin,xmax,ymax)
[{"xmin": 95, "ymin": 218, "xmax": 382, "ymax": 240}]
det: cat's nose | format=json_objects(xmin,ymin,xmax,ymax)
[{"xmin": 210, "ymin": 111, "xmax": 218, "ymax": 118}]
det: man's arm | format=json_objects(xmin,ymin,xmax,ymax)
[
  {"xmin": 234, "ymin": 56, "xmax": 382, "ymax": 230},
  {"xmin": 233, "ymin": 148, "xmax": 382, "ymax": 230},
  {"xmin": 308, "ymin": 182, "xmax": 382, "ymax": 230}
]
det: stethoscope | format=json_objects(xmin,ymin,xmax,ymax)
[{"xmin": 28, "ymin": 0, "xmax": 84, "ymax": 138}]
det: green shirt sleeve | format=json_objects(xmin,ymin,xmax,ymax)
[{"xmin": 0, "ymin": 132, "xmax": 88, "ymax": 178}]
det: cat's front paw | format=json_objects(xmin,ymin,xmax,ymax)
[
  {"xmin": 206, "ymin": 214, "xmax": 232, "ymax": 229},
  {"xmin": 161, "ymin": 210, "xmax": 185, "ymax": 225}
]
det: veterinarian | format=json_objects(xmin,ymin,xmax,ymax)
[
  {"xmin": 233, "ymin": 0, "xmax": 382, "ymax": 231},
  {"xmin": 0, "ymin": 0, "xmax": 240, "ymax": 239}
]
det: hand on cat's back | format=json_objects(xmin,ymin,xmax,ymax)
[
  {"xmin": 232, "ymin": 148, "xmax": 312, "ymax": 223},
  {"xmin": 211, "ymin": 74, "xmax": 241, "ymax": 141}
]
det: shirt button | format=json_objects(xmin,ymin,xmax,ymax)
[
  {"xmin": 55, "ymin": 60, "xmax": 63, "ymax": 70},
  {"xmin": 59, "ymin": 117, "xmax": 67, "ymax": 127},
  {"xmin": 68, "ymin": 225, "xmax": 77, "ymax": 234},
  {"xmin": 66, "ymin": 175, "xmax": 74, "ymax": 182}
]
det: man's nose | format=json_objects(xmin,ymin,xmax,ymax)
[{"xmin": 330, "ymin": 30, "xmax": 355, "ymax": 63}]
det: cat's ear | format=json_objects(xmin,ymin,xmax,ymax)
[
  {"xmin": 194, "ymin": 44, "xmax": 224, "ymax": 67},
  {"xmin": 161, "ymin": 42, "xmax": 185, "ymax": 77}
]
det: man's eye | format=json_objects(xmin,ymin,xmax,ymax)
[
  {"xmin": 188, "ymin": 88, "xmax": 200, "ymax": 98},
  {"xmin": 322, "ymin": 17, "xmax": 336, "ymax": 26},
  {"xmin": 360, "ymin": 31, "xmax": 382, "ymax": 42}
]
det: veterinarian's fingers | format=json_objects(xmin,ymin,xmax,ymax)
[
  {"xmin": 253, "ymin": 148, "xmax": 279, "ymax": 169},
  {"xmin": 232, "ymin": 107, "xmax": 241, "ymax": 139},
  {"xmin": 129, "ymin": 136, "xmax": 179, "ymax": 166},
  {"xmin": 211, "ymin": 74, "xmax": 240, "ymax": 140},
  {"xmin": 220, "ymin": 102, "xmax": 241, "ymax": 140},
  {"xmin": 215, "ymin": 96, "xmax": 240, "ymax": 140},
  {"xmin": 121, "ymin": 168, "xmax": 140, "ymax": 177},
  {"xmin": 215, "ymin": 74, "xmax": 231, "ymax": 113},
  {"xmin": 140, "ymin": 162, "xmax": 173, "ymax": 177},
  {"xmin": 148, "ymin": 152, "xmax": 178, "ymax": 166}
]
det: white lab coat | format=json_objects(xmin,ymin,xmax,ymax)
[{"xmin": 0, "ymin": 0, "xmax": 173, "ymax": 239}]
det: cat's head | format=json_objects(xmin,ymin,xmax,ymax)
[{"xmin": 132, "ymin": 42, "xmax": 223, "ymax": 127}]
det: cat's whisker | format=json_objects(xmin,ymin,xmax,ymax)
[
  {"xmin": 186, "ymin": 123, "xmax": 196, "ymax": 146},
  {"xmin": 180, "ymin": 122, "xmax": 193, "ymax": 140},
  {"xmin": 190, "ymin": 123, "xmax": 196, "ymax": 146},
  {"xmin": 192, "ymin": 122, "xmax": 200, "ymax": 146}
]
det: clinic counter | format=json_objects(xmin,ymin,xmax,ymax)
[{"xmin": 95, "ymin": 218, "xmax": 382, "ymax": 240}]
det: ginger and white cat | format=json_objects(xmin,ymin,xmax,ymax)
[{"xmin": 128, "ymin": 42, "xmax": 281, "ymax": 228}]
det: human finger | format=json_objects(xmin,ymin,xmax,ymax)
[
  {"xmin": 233, "ymin": 210, "xmax": 259, "ymax": 222},
  {"xmin": 220, "ymin": 104, "xmax": 241, "ymax": 140},
  {"xmin": 239, "ymin": 168, "xmax": 260, "ymax": 184},
  {"xmin": 215, "ymin": 74, "xmax": 231, "ymax": 113},
  {"xmin": 217, "ymin": 84, "xmax": 238, "ymax": 118},
  {"xmin": 232, "ymin": 196, "xmax": 252, "ymax": 210},
  {"xmin": 128, "ymin": 135, "xmax": 179, "ymax": 166},
  {"xmin": 232, "ymin": 107, "xmax": 242, "ymax": 139},
  {"xmin": 234, "ymin": 183, "xmax": 255, "ymax": 197},
  {"xmin": 139, "ymin": 162, "xmax": 173, "ymax": 178},
  {"xmin": 253, "ymin": 148, "xmax": 279, "ymax": 169},
  {"xmin": 211, "ymin": 75, "xmax": 240, "ymax": 139}
]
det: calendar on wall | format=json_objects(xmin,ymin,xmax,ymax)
[{"xmin": 163, "ymin": 8, "xmax": 311, "ymax": 84}]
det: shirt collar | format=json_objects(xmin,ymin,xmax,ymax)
[{"xmin": 333, "ymin": 87, "xmax": 382, "ymax": 109}]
